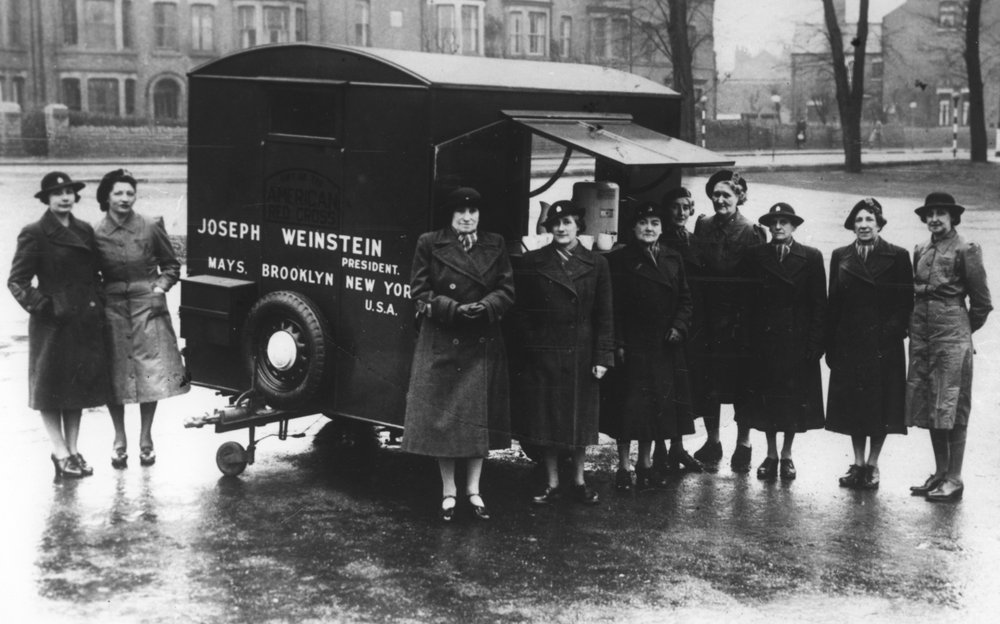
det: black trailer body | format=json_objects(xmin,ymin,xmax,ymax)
[{"xmin": 181, "ymin": 43, "xmax": 732, "ymax": 473}]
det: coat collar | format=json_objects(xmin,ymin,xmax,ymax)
[
  {"xmin": 40, "ymin": 210, "xmax": 91, "ymax": 251},
  {"xmin": 757, "ymin": 240, "xmax": 807, "ymax": 284},
  {"xmin": 840, "ymin": 237, "xmax": 896, "ymax": 284},
  {"xmin": 534, "ymin": 242, "xmax": 596, "ymax": 294},
  {"xmin": 622, "ymin": 242, "xmax": 678, "ymax": 287},
  {"xmin": 430, "ymin": 228, "xmax": 502, "ymax": 286},
  {"xmin": 98, "ymin": 210, "xmax": 140, "ymax": 235}
]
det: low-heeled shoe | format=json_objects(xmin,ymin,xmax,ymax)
[
  {"xmin": 139, "ymin": 447, "xmax": 156, "ymax": 466},
  {"xmin": 668, "ymin": 448, "xmax": 705, "ymax": 473},
  {"xmin": 838, "ymin": 464, "xmax": 864, "ymax": 488},
  {"xmin": 860, "ymin": 465, "xmax": 879, "ymax": 490},
  {"xmin": 532, "ymin": 485, "xmax": 561, "ymax": 505},
  {"xmin": 440, "ymin": 495, "xmax": 457, "ymax": 522},
  {"xmin": 910, "ymin": 474, "xmax": 945, "ymax": 496},
  {"xmin": 72, "ymin": 453, "xmax": 94, "ymax": 477},
  {"xmin": 779, "ymin": 458, "xmax": 797, "ymax": 480},
  {"xmin": 730, "ymin": 445, "xmax": 752, "ymax": 473},
  {"xmin": 693, "ymin": 440, "xmax": 723, "ymax": 464},
  {"xmin": 926, "ymin": 479, "xmax": 963, "ymax": 502},
  {"xmin": 111, "ymin": 448, "xmax": 128, "ymax": 469},
  {"xmin": 614, "ymin": 468, "xmax": 634, "ymax": 492},
  {"xmin": 572, "ymin": 483, "xmax": 600, "ymax": 505},
  {"xmin": 467, "ymin": 494, "xmax": 490, "ymax": 521},
  {"xmin": 756, "ymin": 457, "xmax": 778, "ymax": 481}
]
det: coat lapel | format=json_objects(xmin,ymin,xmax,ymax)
[
  {"xmin": 840, "ymin": 243, "xmax": 876, "ymax": 285},
  {"xmin": 41, "ymin": 211, "xmax": 91, "ymax": 251},
  {"xmin": 626, "ymin": 245, "xmax": 673, "ymax": 287},
  {"xmin": 865, "ymin": 238, "xmax": 897, "ymax": 280},
  {"xmin": 536, "ymin": 244, "xmax": 591, "ymax": 295},
  {"xmin": 431, "ymin": 230, "xmax": 488, "ymax": 286}
]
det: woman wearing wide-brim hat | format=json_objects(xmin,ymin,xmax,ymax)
[
  {"xmin": 8, "ymin": 172, "xmax": 110, "ymax": 478},
  {"xmin": 906, "ymin": 191, "xmax": 992, "ymax": 502},
  {"xmin": 402, "ymin": 187, "xmax": 514, "ymax": 521},
  {"xmin": 738, "ymin": 202, "xmax": 827, "ymax": 481},
  {"xmin": 825, "ymin": 198, "xmax": 913, "ymax": 490},
  {"xmin": 599, "ymin": 201, "xmax": 695, "ymax": 491},
  {"xmin": 513, "ymin": 199, "xmax": 613, "ymax": 506}
]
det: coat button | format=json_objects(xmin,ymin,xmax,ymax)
[
  {"xmin": 89, "ymin": 301, "xmax": 96, "ymax": 307},
  {"xmin": 452, "ymin": 338, "xmax": 459, "ymax": 345},
  {"xmin": 449, "ymin": 283, "xmax": 456, "ymax": 290}
]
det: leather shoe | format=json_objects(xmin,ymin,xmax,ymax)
[
  {"xmin": 532, "ymin": 485, "xmax": 561, "ymax": 505},
  {"xmin": 440, "ymin": 495, "xmax": 457, "ymax": 522},
  {"xmin": 838, "ymin": 464, "xmax": 864, "ymax": 488},
  {"xmin": 614, "ymin": 468, "xmax": 634, "ymax": 492},
  {"xmin": 756, "ymin": 457, "xmax": 778, "ymax": 480},
  {"xmin": 467, "ymin": 493, "xmax": 490, "ymax": 521},
  {"xmin": 72, "ymin": 453, "xmax": 94, "ymax": 477},
  {"xmin": 693, "ymin": 440, "xmax": 723, "ymax": 464},
  {"xmin": 910, "ymin": 474, "xmax": 945, "ymax": 496},
  {"xmin": 51, "ymin": 454, "xmax": 84, "ymax": 479},
  {"xmin": 860, "ymin": 465, "xmax": 879, "ymax": 490},
  {"xmin": 139, "ymin": 447, "xmax": 156, "ymax": 467},
  {"xmin": 571, "ymin": 483, "xmax": 600, "ymax": 505},
  {"xmin": 926, "ymin": 478, "xmax": 963, "ymax": 502},
  {"xmin": 111, "ymin": 447, "xmax": 128, "ymax": 469},
  {"xmin": 730, "ymin": 445, "xmax": 752, "ymax": 473},
  {"xmin": 779, "ymin": 458, "xmax": 797, "ymax": 480},
  {"xmin": 668, "ymin": 447, "xmax": 705, "ymax": 473}
]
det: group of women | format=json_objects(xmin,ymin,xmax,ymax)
[
  {"xmin": 403, "ymin": 171, "xmax": 991, "ymax": 522},
  {"xmin": 9, "ymin": 170, "xmax": 189, "ymax": 479}
]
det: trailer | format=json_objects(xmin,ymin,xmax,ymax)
[{"xmin": 180, "ymin": 43, "xmax": 733, "ymax": 475}]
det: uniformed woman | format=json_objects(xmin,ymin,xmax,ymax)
[
  {"xmin": 8, "ymin": 172, "xmax": 110, "ymax": 478},
  {"xmin": 94, "ymin": 169, "xmax": 189, "ymax": 468},
  {"xmin": 402, "ymin": 187, "xmax": 514, "ymax": 521},
  {"xmin": 514, "ymin": 200, "xmax": 614, "ymax": 506},
  {"xmin": 906, "ymin": 192, "xmax": 991, "ymax": 502}
]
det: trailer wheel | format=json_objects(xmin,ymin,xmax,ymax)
[
  {"xmin": 216, "ymin": 441, "xmax": 248, "ymax": 477},
  {"xmin": 243, "ymin": 291, "xmax": 331, "ymax": 408}
]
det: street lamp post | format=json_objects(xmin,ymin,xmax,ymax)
[
  {"xmin": 771, "ymin": 94, "xmax": 782, "ymax": 161},
  {"xmin": 699, "ymin": 94, "xmax": 708, "ymax": 148}
]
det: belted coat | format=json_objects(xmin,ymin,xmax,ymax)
[
  {"xmin": 402, "ymin": 229, "xmax": 514, "ymax": 457},
  {"xmin": 906, "ymin": 229, "xmax": 992, "ymax": 429},
  {"xmin": 825, "ymin": 238, "xmax": 913, "ymax": 436},
  {"xmin": 600, "ymin": 242, "xmax": 695, "ymax": 441},
  {"xmin": 738, "ymin": 241, "xmax": 827, "ymax": 432},
  {"xmin": 512, "ymin": 243, "xmax": 614, "ymax": 449},
  {"xmin": 8, "ymin": 210, "xmax": 110, "ymax": 410}
]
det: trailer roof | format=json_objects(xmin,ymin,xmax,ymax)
[{"xmin": 190, "ymin": 43, "xmax": 679, "ymax": 97}]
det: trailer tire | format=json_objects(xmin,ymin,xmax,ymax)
[
  {"xmin": 243, "ymin": 291, "xmax": 331, "ymax": 409},
  {"xmin": 216, "ymin": 441, "xmax": 248, "ymax": 477}
]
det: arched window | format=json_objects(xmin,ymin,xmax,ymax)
[{"xmin": 153, "ymin": 78, "xmax": 180, "ymax": 120}]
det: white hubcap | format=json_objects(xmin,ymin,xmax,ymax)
[{"xmin": 266, "ymin": 330, "xmax": 298, "ymax": 371}]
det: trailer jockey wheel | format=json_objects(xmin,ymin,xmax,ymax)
[
  {"xmin": 243, "ymin": 291, "xmax": 331, "ymax": 409},
  {"xmin": 216, "ymin": 441, "xmax": 248, "ymax": 477}
]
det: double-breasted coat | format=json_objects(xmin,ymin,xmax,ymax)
[
  {"xmin": 8, "ymin": 210, "xmax": 110, "ymax": 410},
  {"xmin": 906, "ymin": 229, "xmax": 992, "ymax": 430},
  {"xmin": 402, "ymin": 229, "xmax": 514, "ymax": 457},
  {"xmin": 825, "ymin": 238, "xmax": 913, "ymax": 436},
  {"xmin": 600, "ymin": 242, "xmax": 694, "ymax": 441},
  {"xmin": 738, "ymin": 241, "xmax": 827, "ymax": 432},
  {"xmin": 512, "ymin": 243, "xmax": 614, "ymax": 449},
  {"xmin": 693, "ymin": 211, "xmax": 765, "ymax": 404},
  {"xmin": 95, "ymin": 212, "xmax": 189, "ymax": 404}
]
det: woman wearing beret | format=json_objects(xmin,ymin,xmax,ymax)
[
  {"xmin": 8, "ymin": 172, "xmax": 110, "ymax": 478},
  {"xmin": 601, "ymin": 201, "xmax": 694, "ymax": 491},
  {"xmin": 403, "ymin": 187, "xmax": 514, "ymax": 521},
  {"xmin": 692, "ymin": 170, "xmax": 766, "ymax": 473},
  {"xmin": 906, "ymin": 192, "xmax": 991, "ymax": 502},
  {"xmin": 94, "ymin": 169, "xmax": 189, "ymax": 469},
  {"xmin": 514, "ymin": 200, "xmax": 613, "ymax": 505},
  {"xmin": 740, "ymin": 203, "xmax": 826, "ymax": 481},
  {"xmin": 825, "ymin": 198, "xmax": 913, "ymax": 490}
]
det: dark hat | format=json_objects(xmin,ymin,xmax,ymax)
[
  {"xmin": 758, "ymin": 202, "xmax": 803, "ymax": 227},
  {"xmin": 541, "ymin": 199, "xmax": 584, "ymax": 228},
  {"xmin": 441, "ymin": 186, "xmax": 483, "ymax": 212},
  {"xmin": 915, "ymin": 191, "xmax": 965, "ymax": 219},
  {"xmin": 705, "ymin": 169, "xmax": 747, "ymax": 198},
  {"xmin": 844, "ymin": 197, "xmax": 886, "ymax": 230},
  {"xmin": 631, "ymin": 201, "xmax": 666, "ymax": 225},
  {"xmin": 661, "ymin": 187, "xmax": 693, "ymax": 207},
  {"xmin": 96, "ymin": 168, "xmax": 138, "ymax": 211},
  {"xmin": 35, "ymin": 171, "xmax": 85, "ymax": 201}
]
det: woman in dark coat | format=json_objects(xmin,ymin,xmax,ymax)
[
  {"xmin": 515, "ymin": 200, "xmax": 614, "ymax": 506},
  {"xmin": 602, "ymin": 201, "xmax": 694, "ymax": 491},
  {"xmin": 825, "ymin": 198, "xmax": 913, "ymax": 490},
  {"xmin": 402, "ymin": 187, "xmax": 514, "ymax": 521},
  {"xmin": 739, "ymin": 203, "xmax": 826, "ymax": 481},
  {"xmin": 8, "ymin": 172, "xmax": 110, "ymax": 478},
  {"xmin": 906, "ymin": 192, "xmax": 991, "ymax": 503},
  {"xmin": 94, "ymin": 169, "xmax": 189, "ymax": 468},
  {"xmin": 692, "ymin": 170, "xmax": 766, "ymax": 472}
]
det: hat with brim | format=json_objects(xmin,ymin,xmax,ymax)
[
  {"xmin": 759, "ymin": 202, "xmax": 804, "ymax": 227},
  {"xmin": 35, "ymin": 171, "xmax": 85, "ymax": 200},
  {"xmin": 914, "ymin": 191, "xmax": 965, "ymax": 218},
  {"xmin": 441, "ymin": 186, "xmax": 483, "ymax": 212},
  {"xmin": 705, "ymin": 169, "xmax": 747, "ymax": 198},
  {"xmin": 541, "ymin": 200, "xmax": 584, "ymax": 229},
  {"xmin": 631, "ymin": 201, "xmax": 666, "ymax": 225}
]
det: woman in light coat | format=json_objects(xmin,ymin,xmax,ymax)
[
  {"xmin": 906, "ymin": 192, "xmax": 991, "ymax": 502},
  {"xmin": 94, "ymin": 169, "xmax": 189, "ymax": 468},
  {"xmin": 402, "ymin": 187, "xmax": 514, "ymax": 521}
]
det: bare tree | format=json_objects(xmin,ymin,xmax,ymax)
[
  {"xmin": 965, "ymin": 0, "xmax": 987, "ymax": 162},
  {"xmin": 822, "ymin": 0, "xmax": 869, "ymax": 172}
]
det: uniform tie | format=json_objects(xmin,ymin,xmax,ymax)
[
  {"xmin": 775, "ymin": 242, "xmax": 790, "ymax": 263},
  {"xmin": 645, "ymin": 242, "xmax": 659, "ymax": 266},
  {"xmin": 856, "ymin": 240, "xmax": 874, "ymax": 262},
  {"xmin": 458, "ymin": 231, "xmax": 477, "ymax": 252}
]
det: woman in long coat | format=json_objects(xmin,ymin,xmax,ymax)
[
  {"xmin": 8, "ymin": 172, "xmax": 110, "ymax": 478},
  {"xmin": 692, "ymin": 169, "xmax": 766, "ymax": 472},
  {"xmin": 739, "ymin": 203, "xmax": 826, "ymax": 481},
  {"xmin": 402, "ymin": 187, "xmax": 514, "ymax": 521},
  {"xmin": 94, "ymin": 169, "xmax": 189, "ymax": 469},
  {"xmin": 906, "ymin": 192, "xmax": 991, "ymax": 502},
  {"xmin": 602, "ymin": 201, "xmax": 694, "ymax": 490},
  {"xmin": 825, "ymin": 198, "xmax": 913, "ymax": 490},
  {"xmin": 514, "ymin": 200, "xmax": 614, "ymax": 506}
]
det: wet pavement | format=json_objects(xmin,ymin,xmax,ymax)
[{"xmin": 2, "ymin": 159, "xmax": 1000, "ymax": 622}]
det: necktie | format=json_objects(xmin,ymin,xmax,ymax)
[
  {"xmin": 646, "ymin": 244, "xmax": 658, "ymax": 266},
  {"xmin": 776, "ymin": 244, "xmax": 788, "ymax": 263},
  {"xmin": 857, "ymin": 242, "xmax": 871, "ymax": 262},
  {"xmin": 458, "ymin": 232, "xmax": 476, "ymax": 252}
]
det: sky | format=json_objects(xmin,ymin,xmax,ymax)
[{"xmin": 714, "ymin": 0, "xmax": 906, "ymax": 71}]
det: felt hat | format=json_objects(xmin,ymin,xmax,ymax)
[
  {"xmin": 758, "ymin": 202, "xmax": 803, "ymax": 227},
  {"xmin": 844, "ymin": 197, "xmax": 886, "ymax": 230},
  {"xmin": 35, "ymin": 171, "xmax": 85, "ymax": 201}
]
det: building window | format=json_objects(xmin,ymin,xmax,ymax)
[
  {"xmin": 61, "ymin": 78, "xmax": 82, "ymax": 111},
  {"xmin": 191, "ymin": 4, "xmax": 214, "ymax": 51},
  {"xmin": 528, "ymin": 11, "xmax": 547, "ymax": 56},
  {"xmin": 124, "ymin": 78, "xmax": 135, "ymax": 115},
  {"xmin": 507, "ymin": 8, "xmax": 549, "ymax": 57},
  {"xmin": 559, "ymin": 15, "xmax": 572, "ymax": 58},
  {"xmin": 122, "ymin": 0, "xmax": 132, "ymax": 47},
  {"xmin": 84, "ymin": 0, "xmax": 116, "ymax": 49},
  {"xmin": 294, "ymin": 6, "xmax": 306, "ymax": 41},
  {"xmin": 432, "ymin": 1, "xmax": 483, "ymax": 55},
  {"xmin": 238, "ymin": 6, "xmax": 255, "ymax": 47},
  {"xmin": 235, "ymin": 2, "xmax": 304, "ymax": 49},
  {"xmin": 938, "ymin": 1, "xmax": 965, "ymax": 28},
  {"xmin": 11, "ymin": 75, "xmax": 24, "ymax": 107},
  {"xmin": 263, "ymin": 6, "xmax": 289, "ymax": 43},
  {"xmin": 153, "ymin": 78, "xmax": 180, "ymax": 120},
  {"xmin": 153, "ymin": 2, "xmax": 178, "ymax": 50},
  {"xmin": 4, "ymin": 0, "xmax": 24, "ymax": 48},
  {"xmin": 61, "ymin": 0, "xmax": 78, "ymax": 45},
  {"xmin": 355, "ymin": 1, "xmax": 370, "ymax": 46},
  {"xmin": 591, "ymin": 15, "xmax": 628, "ymax": 61},
  {"xmin": 506, "ymin": 11, "xmax": 523, "ymax": 55},
  {"xmin": 88, "ymin": 78, "xmax": 120, "ymax": 115}
]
